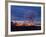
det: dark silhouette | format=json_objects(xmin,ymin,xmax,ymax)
[{"xmin": 11, "ymin": 22, "xmax": 41, "ymax": 31}]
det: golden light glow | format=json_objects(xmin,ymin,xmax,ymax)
[{"xmin": 15, "ymin": 23, "xmax": 33, "ymax": 26}]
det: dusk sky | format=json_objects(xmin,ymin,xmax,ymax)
[{"xmin": 11, "ymin": 5, "xmax": 41, "ymax": 25}]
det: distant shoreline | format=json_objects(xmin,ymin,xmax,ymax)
[{"xmin": 11, "ymin": 26, "xmax": 41, "ymax": 31}]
